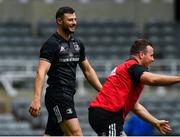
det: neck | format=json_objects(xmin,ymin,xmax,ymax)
[
  {"xmin": 56, "ymin": 28, "xmax": 70, "ymax": 41},
  {"xmin": 130, "ymin": 55, "xmax": 141, "ymax": 64}
]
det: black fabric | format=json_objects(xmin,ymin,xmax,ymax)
[
  {"xmin": 88, "ymin": 107, "xmax": 123, "ymax": 136},
  {"xmin": 128, "ymin": 64, "xmax": 148, "ymax": 85},
  {"xmin": 41, "ymin": 32, "xmax": 84, "ymax": 136},
  {"xmin": 40, "ymin": 32, "xmax": 86, "ymax": 91},
  {"xmin": 45, "ymin": 116, "xmax": 64, "ymax": 136},
  {"xmin": 44, "ymin": 88, "xmax": 77, "ymax": 136},
  {"xmin": 45, "ymin": 88, "xmax": 77, "ymax": 122}
]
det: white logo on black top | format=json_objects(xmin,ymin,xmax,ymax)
[
  {"xmin": 59, "ymin": 58, "xmax": 79, "ymax": 62},
  {"xmin": 60, "ymin": 46, "xmax": 65, "ymax": 52},
  {"xmin": 73, "ymin": 43, "xmax": 80, "ymax": 51},
  {"xmin": 66, "ymin": 108, "xmax": 73, "ymax": 114},
  {"xmin": 69, "ymin": 52, "xmax": 73, "ymax": 57}
]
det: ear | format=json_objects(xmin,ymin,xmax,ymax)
[
  {"xmin": 139, "ymin": 51, "xmax": 144, "ymax": 59},
  {"xmin": 56, "ymin": 18, "xmax": 62, "ymax": 25}
]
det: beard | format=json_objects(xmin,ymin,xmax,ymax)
[{"xmin": 62, "ymin": 24, "xmax": 75, "ymax": 34}]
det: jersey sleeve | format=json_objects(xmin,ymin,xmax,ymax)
[
  {"xmin": 128, "ymin": 64, "xmax": 148, "ymax": 84},
  {"xmin": 78, "ymin": 41, "xmax": 86, "ymax": 62},
  {"xmin": 39, "ymin": 41, "xmax": 59, "ymax": 63}
]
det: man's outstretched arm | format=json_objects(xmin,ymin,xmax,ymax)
[
  {"xmin": 132, "ymin": 101, "xmax": 172, "ymax": 135},
  {"xmin": 140, "ymin": 72, "xmax": 180, "ymax": 86}
]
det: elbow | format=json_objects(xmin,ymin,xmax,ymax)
[
  {"xmin": 36, "ymin": 70, "xmax": 42, "ymax": 79},
  {"xmin": 36, "ymin": 69, "xmax": 46, "ymax": 79},
  {"xmin": 84, "ymin": 68, "xmax": 93, "ymax": 77},
  {"xmin": 36, "ymin": 69, "xmax": 42, "ymax": 76},
  {"xmin": 132, "ymin": 108, "xmax": 138, "ymax": 114},
  {"xmin": 149, "ymin": 78, "xmax": 157, "ymax": 85},
  {"xmin": 144, "ymin": 78, "xmax": 159, "ymax": 86},
  {"xmin": 141, "ymin": 74, "xmax": 158, "ymax": 85},
  {"xmin": 141, "ymin": 72, "xmax": 160, "ymax": 86}
]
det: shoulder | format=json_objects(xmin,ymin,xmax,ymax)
[
  {"xmin": 44, "ymin": 34, "xmax": 59, "ymax": 46},
  {"xmin": 126, "ymin": 59, "xmax": 139, "ymax": 65},
  {"xmin": 121, "ymin": 59, "xmax": 139, "ymax": 69},
  {"xmin": 41, "ymin": 34, "xmax": 60, "ymax": 49},
  {"xmin": 126, "ymin": 59, "xmax": 147, "ymax": 72}
]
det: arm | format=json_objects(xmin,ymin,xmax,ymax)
[
  {"xmin": 141, "ymin": 72, "xmax": 180, "ymax": 86},
  {"xmin": 132, "ymin": 101, "xmax": 171, "ymax": 135},
  {"xmin": 79, "ymin": 59, "xmax": 102, "ymax": 91},
  {"xmin": 29, "ymin": 60, "xmax": 51, "ymax": 117}
]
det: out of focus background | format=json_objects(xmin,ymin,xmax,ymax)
[{"xmin": 0, "ymin": 0, "xmax": 180, "ymax": 136}]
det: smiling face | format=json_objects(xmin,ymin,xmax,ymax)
[
  {"xmin": 140, "ymin": 45, "xmax": 154, "ymax": 68},
  {"xmin": 57, "ymin": 13, "xmax": 77, "ymax": 34},
  {"xmin": 130, "ymin": 39, "xmax": 155, "ymax": 68}
]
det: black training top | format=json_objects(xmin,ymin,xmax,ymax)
[{"xmin": 40, "ymin": 32, "xmax": 86, "ymax": 93}]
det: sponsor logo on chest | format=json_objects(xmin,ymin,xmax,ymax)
[{"xmin": 58, "ymin": 42, "xmax": 80, "ymax": 62}]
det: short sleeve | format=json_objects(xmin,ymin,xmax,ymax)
[
  {"xmin": 78, "ymin": 41, "xmax": 86, "ymax": 62},
  {"xmin": 128, "ymin": 64, "xmax": 148, "ymax": 84},
  {"xmin": 39, "ymin": 41, "xmax": 59, "ymax": 63}
]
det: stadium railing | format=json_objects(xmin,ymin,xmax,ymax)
[{"xmin": 0, "ymin": 58, "xmax": 180, "ymax": 97}]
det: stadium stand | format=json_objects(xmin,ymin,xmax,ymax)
[
  {"xmin": 141, "ymin": 97, "xmax": 180, "ymax": 135},
  {"xmin": 0, "ymin": 21, "xmax": 44, "ymax": 60},
  {"xmin": 144, "ymin": 20, "xmax": 179, "ymax": 59},
  {"xmin": 7, "ymin": 94, "xmax": 180, "ymax": 135},
  {"xmin": 0, "ymin": 19, "xmax": 180, "ymax": 135},
  {"xmin": 0, "ymin": 0, "xmax": 180, "ymax": 135},
  {"xmin": 9, "ymin": 96, "xmax": 96, "ymax": 135},
  {"xmin": 0, "ymin": 21, "xmax": 32, "ymax": 37},
  {"xmin": 36, "ymin": 19, "xmax": 141, "ymax": 61},
  {"xmin": 0, "ymin": 113, "xmax": 43, "ymax": 136}
]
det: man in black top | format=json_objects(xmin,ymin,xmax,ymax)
[{"xmin": 29, "ymin": 6, "xmax": 102, "ymax": 136}]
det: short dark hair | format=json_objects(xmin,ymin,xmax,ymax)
[
  {"xmin": 56, "ymin": 6, "xmax": 75, "ymax": 19},
  {"xmin": 130, "ymin": 39, "xmax": 153, "ymax": 55}
]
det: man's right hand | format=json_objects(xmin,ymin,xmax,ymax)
[{"xmin": 28, "ymin": 99, "xmax": 41, "ymax": 117}]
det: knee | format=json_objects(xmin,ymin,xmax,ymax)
[
  {"xmin": 66, "ymin": 128, "xmax": 83, "ymax": 136},
  {"xmin": 73, "ymin": 128, "xmax": 83, "ymax": 136},
  {"xmin": 60, "ymin": 118, "xmax": 83, "ymax": 136}
]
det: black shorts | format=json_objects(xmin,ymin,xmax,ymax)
[
  {"xmin": 44, "ymin": 88, "xmax": 77, "ymax": 136},
  {"xmin": 88, "ymin": 107, "xmax": 124, "ymax": 136}
]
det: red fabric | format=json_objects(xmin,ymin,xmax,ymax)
[{"xmin": 89, "ymin": 59, "xmax": 144, "ymax": 120}]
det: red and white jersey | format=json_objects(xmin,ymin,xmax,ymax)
[{"xmin": 89, "ymin": 59, "xmax": 147, "ymax": 120}]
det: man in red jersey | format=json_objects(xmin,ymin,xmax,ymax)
[{"xmin": 88, "ymin": 39, "xmax": 180, "ymax": 136}]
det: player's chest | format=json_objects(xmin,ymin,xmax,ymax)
[{"xmin": 58, "ymin": 41, "xmax": 80, "ymax": 57}]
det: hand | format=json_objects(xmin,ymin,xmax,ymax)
[
  {"xmin": 155, "ymin": 120, "xmax": 172, "ymax": 135},
  {"xmin": 29, "ymin": 98, "xmax": 41, "ymax": 117}
]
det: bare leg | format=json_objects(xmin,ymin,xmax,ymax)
[
  {"xmin": 120, "ymin": 131, "xmax": 127, "ymax": 137},
  {"xmin": 60, "ymin": 118, "xmax": 83, "ymax": 136}
]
